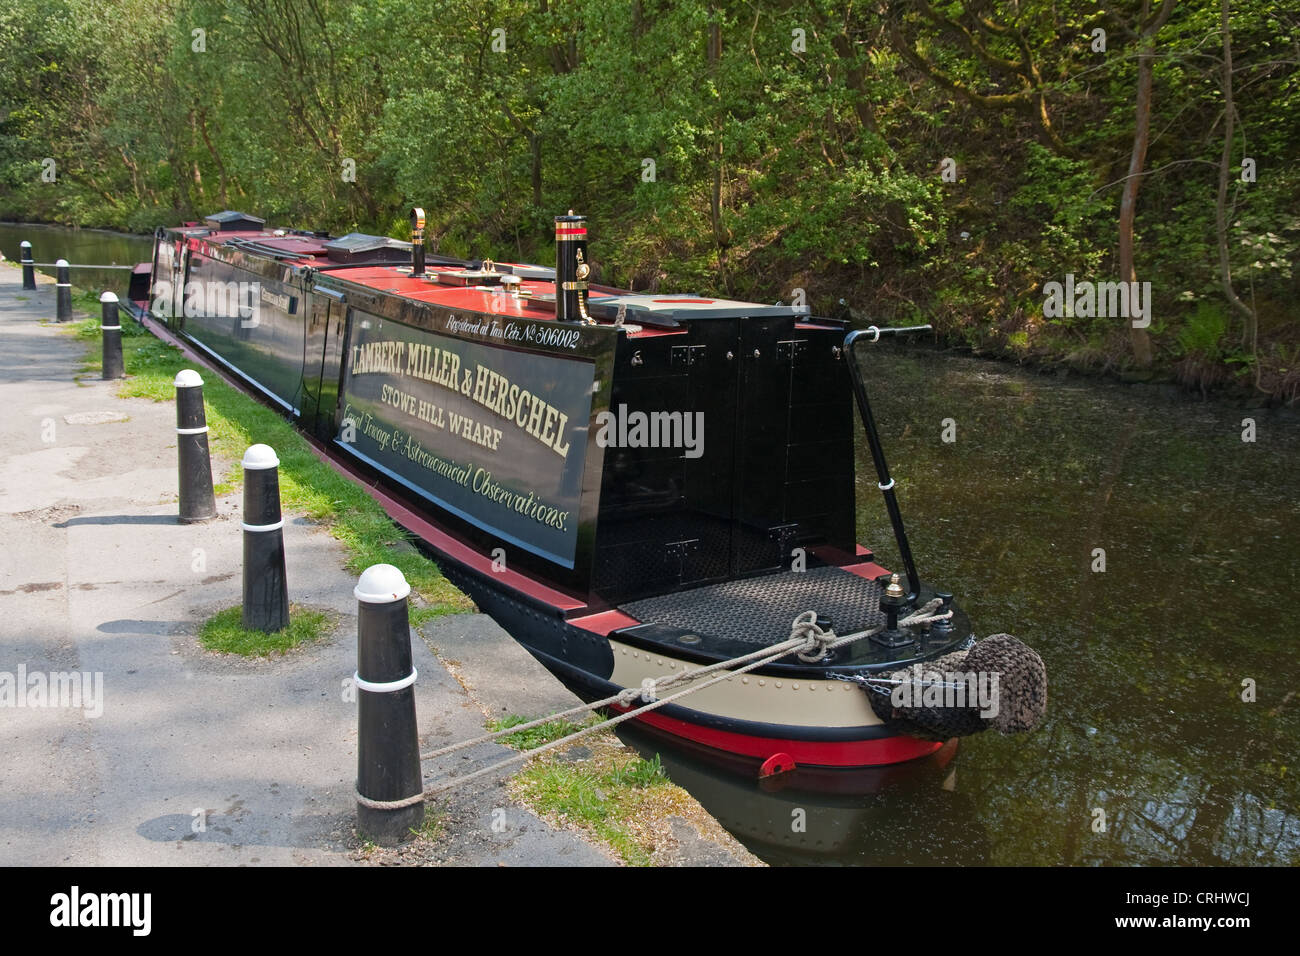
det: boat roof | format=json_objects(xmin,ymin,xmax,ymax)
[{"xmin": 169, "ymin": 222, "xmax": 818, "ymax": 332}]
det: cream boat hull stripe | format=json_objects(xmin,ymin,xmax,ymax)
[{"xmin": 606, "ymin": 638, "xmax": 882, "ymax": 729}]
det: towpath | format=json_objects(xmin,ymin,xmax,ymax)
[{"xmin": 0, "ymin": 264, "xmax": 754, "ymax": 866}]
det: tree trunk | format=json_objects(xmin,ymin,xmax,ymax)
[
  {"xmin": 198, "ymin": 111, "xmax": 230, "ymax": 207},
  {"xmin": 708, "ymin": 15, "xmax": 726, "ymax": 250},
  {"xmin": 1214, "ymin": 0, "xmax": 1257, "ymax": 352},
  {"xmin": 1118, "ymin": 1, "xmax": 1174, "ymax": 368},
  {"xmin": 531, "ymin": 131, "xmax": 543, "ymax": 209}
]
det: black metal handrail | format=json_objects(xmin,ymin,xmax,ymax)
[{"xmin": 843, "ymin": 324, "xmax": 932, "ymax": 604}]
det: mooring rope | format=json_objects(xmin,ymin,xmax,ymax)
[
  {"xmin": 415, "ymin": 597, "xmax": 947, "ymax": 764},
  {"xmin": 354, "ymin": 599, "xmax": 952, "ymax": 808}
]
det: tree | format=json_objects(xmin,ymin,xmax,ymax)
[{"xmin": 1116, "ymin": 0, "xmax": 1176, "ymax": 369}]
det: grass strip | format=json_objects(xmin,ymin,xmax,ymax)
[
  {"xmin": 198, "ymin": 604, "xmax": 331, "ymax": 656},
  {"xmin": 488, "ymin": 714, "xmax": 671, "ymax": 866}
]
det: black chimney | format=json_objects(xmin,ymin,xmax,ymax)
[
  {"xmin": 554, "ymin": 211, "xmax": 590, "ymax": 323},
  {"xmin": 410, "ymin": 207, "xmax": 426, "ymax": 277}
]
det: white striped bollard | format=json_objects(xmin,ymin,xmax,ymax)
[
  {"xmin": 175, "ymin": 370, "xmax": 216, "ymax": 523},
  {"xmin": 55, "ymin": 259, "xmax": 72, "ymax": 322},
  {"xmin": 354, "ymin": 564, "xmax": 425, "ymax": 844},
  {"xmin": 100, "ymin": 292, "xmax": 124, "ymax": 380},
  {"xmin": 241, "ymin": 444, "xmax": 289, "ymax": 632},
  {"xmin": 20, "ymin": 241, "xmax": 35, "ymax": 290}
]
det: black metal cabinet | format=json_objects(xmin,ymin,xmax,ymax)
[{"xmin": 591, "ymin": 316, "xmax": 855, "ymax": 605}]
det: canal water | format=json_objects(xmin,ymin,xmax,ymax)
[
  {"xmin": 627, "ymin": 348, "xmax": 1300, "ymax": 865},
  {"xmin": 7, "ymin": 223, "xmax": 1296, "ymax": 865},
  {"xmin": 0, "ymin": 222, "xmax": 154, "ymax": 299}
]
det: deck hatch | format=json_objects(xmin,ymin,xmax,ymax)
[
  {"xmin": 204, "ymin": 210, "xmax": 266, "ymax": 231},
  {"xmin": 324, "ymin": 233, "xmax": 413, "ymax": 264}
]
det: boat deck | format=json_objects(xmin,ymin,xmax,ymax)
[
  {"xmin": 612, "ymin": 564, "xmax": 971, "ymax": 671},
  {"xmin": 620, "ymin": 565, "xmax": 887, "ymax": 647}
]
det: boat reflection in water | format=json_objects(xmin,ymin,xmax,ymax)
[{"xmin": 617, "ymin": 723, "xmax": 989, "ymax": 865}]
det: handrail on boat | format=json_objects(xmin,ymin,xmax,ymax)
[{"xmin": 843, "ymin": 324, "xmax": 932, "ymax": 605}]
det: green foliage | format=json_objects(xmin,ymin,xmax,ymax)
[
  {"xmin": 6, "ymin": 0, "xmax": 1299, "ymax": 394},
  {"xmin": 512, "ymin": 750, "xmax": 671, "ymax": 866},
  {"xmin": 607, "ymin": 752, "xmax": 666, "ymax": 788},
  {"xmin": 488, "ymin": 714, "xmax": 602, "ymax": 751},
  {"xmin": 1178, "ymin": 302, "xmax": 1228, "ymax": 359}
]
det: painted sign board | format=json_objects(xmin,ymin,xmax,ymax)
[{"xmin": 339, "ymin": 311, "xmax": 597, "ymax": 568}]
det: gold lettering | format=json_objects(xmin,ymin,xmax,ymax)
[
  {"xmin": 525, "ymin": 393, "xmax": 546, "ymax": 437},
  {"xmin": 551, "ymin": 412, "xmax": 570, "ymax": 458},
  {"xmin": 540, "ymin": 405, "xmax": 559, "ymax": 448}
]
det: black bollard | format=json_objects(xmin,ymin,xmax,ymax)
[
  {"xmin": 55, "ymin": 259, "xmax": 72, "ymax": 322},
  {"xmin": 20, "ymin": 241, "xmax": 35, "ymax": 290},
  {"xmin": 100, "ymin": 292, "xmax": 124, "ymax": 380},
  {"xmin": 175, "ymin": 370, "xmax": 216, "ymax": 523},
  {"xmin": 354, "ymin": 564, "xmax": 425, "ymax": 844},
  {"xmin": 241, "ymin": 444, "xmax": 289, "ymax": 632}
]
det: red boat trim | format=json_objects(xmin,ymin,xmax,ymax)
[
  {"xmin": 568, "ymin": 608, "xmax": 641, "ymax": 634},
  {"xmin": 613, "ymin": 703, "xmax": 944, "ymax": 768},
  {"xmin": 843, "ymin": 560, "xmax": 891, "ymax": 581},
  {"xmin": 759, "ymin": 753, "xmax": 795, "ymax": 777}
]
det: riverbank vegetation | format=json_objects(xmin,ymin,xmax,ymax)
[{"xmin": 3, "ymin": 1, "xmax": 1296, "ymax": 398}]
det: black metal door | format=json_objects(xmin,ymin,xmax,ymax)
[
  {"xmin": 302, "ymin": 287, "xmax": 345, "ymax": 437},
  {"xmin": 731, "ymin": 315, "xmax": 796, "ymax": 576}
]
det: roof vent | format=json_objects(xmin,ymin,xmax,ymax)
[
  {"xmin": 324, "ymin": 232, "xmax": 413, "ymax": 264},
  {"xmin": 204, "ymin": 210, "xmax": 266, "ymax": 232}
]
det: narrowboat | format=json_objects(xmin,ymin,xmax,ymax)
[{"xmin": 124, "ymin": 208, "xmax": 1046, "ymax": 782}]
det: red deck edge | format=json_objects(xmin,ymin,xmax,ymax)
[
  {"xmin": 613, "ymin": 705, "xmax": 944, "ymax": 768},
  {"xmin": 568, "ymin": 608, "xmax": 641, "ymax": 635},
  {"xmin": 843, "ymin": 560, "xmax": 891, "ymax": 580}
]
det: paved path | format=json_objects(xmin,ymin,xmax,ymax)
[{"xmin": 0, "ymin": 266, "xmax": 614, "ymax": 866}]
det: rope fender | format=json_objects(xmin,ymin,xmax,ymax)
[{"xmin": 858, "ymin": 633, "xmax": 1048, "ymax": 741}]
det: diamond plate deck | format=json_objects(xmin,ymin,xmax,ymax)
[{"xmin": 619, "ymin": 565, "xmax": 886, "ymax": 645}]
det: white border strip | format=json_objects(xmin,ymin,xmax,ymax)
[
  {"xmin": 354, "ymin": 668, "xmax": 417, "ymax": 693},
  {"xmin": 176, "ymin": 425, "xmax": 209, "ymax": 435},
  {"xmin": 241, "ymin": 519, "xmax": 284, "ymax": 533}
]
